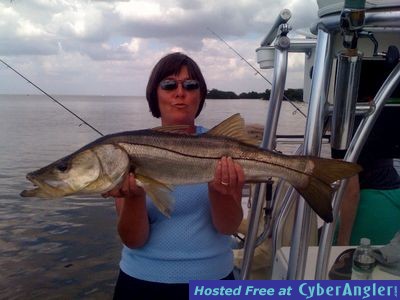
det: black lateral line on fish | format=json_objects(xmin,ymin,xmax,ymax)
[{"xmin": 121, "ymin": 142, "xmax": 335, "ymax": 187}]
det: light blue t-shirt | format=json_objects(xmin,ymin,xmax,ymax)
[{"xmin": 119, "ymin": 126, "xmax": 234, "ymax": 283}]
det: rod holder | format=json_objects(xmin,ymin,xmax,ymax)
[
  {"xmin": 260, "ymin": 9, "xmax": 291, "ymax": 47},
  {"xmin": 340, "ymin": 0, "xmax": 366, "ymax": 50},
  {"xmin": 331, "ymin": 51, "xmax": 363, "ymax": 150}
]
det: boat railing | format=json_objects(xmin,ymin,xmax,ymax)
[
  {"xmin": 317, "ymin": 58, "xmax": 400, "ymax": 279},
  {"xmin": 239, "ymin": 1, "xmax": 400, "ymax": 280},
  {"xmin": 239, "ymin": 8, "xmax": 293, "ymax": 279}
]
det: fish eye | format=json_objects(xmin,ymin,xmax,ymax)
[{"xmin": 56, "ymin": 162, "xmax": 68, "ymax": 172}]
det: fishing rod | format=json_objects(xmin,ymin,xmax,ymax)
[
  {"xmin": 0, "ymin": 58, "xmax": 104, "ymax": 136},
  {"xmin": 207, "ymin": 27, "xmax": 307, "ymax": 118}
]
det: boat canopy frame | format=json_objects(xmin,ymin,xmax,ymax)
[{"xmin": 239, "ymin": 2, "xmax": 400, "ymax": 280}]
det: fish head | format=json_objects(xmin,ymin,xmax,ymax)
[{"xmin": 21, "ymin": 149, "xmax": 101, "ymax": 198}]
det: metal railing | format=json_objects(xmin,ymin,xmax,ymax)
[{"xmin": 240, "ymin": 3, "xmax": 400, "ymax": 280}]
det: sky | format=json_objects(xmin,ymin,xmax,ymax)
[{"xmin": 0, "ymin": 0, "xmax": 319, "ymax": 96}]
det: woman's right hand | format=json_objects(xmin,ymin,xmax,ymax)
[
  {"xmin": 102, "ymin": 173, "xmax": 146, "ymax": 199},
  {"xmin": 104, "ymin": 173, "xmax": 149, "ymax": 248}
]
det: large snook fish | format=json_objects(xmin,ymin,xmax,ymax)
[{"xmin": 21, "ymin": 114, "xmax": 361, "ymax": 222}]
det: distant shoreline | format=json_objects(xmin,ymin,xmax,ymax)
[
  {"xmin": 206, "ymin": 88, "xmax": 304, "ymax": 101},
  {"xmin": 0, "ymin": 88, "xmax": 305, "ymax": 102}
]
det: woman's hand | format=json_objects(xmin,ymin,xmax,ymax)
[
  {"xmin": 102, "ymin": 173, "xmax": 145, "ymax": 200},
  {"xmin": 208, "ymin": 157, "xmax": 244, "ymax": 235},
  {"xmin": 209, "ymin": 156, "xmax": 245, "ymax": 199},
  {"xmin": 103, "ymin": 173, "xmax": 149, "ymax": 248}
]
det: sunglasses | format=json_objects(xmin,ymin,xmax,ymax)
[{"xmin": 159, "ymin": 79, "xmax": 200, "ymax": 91}]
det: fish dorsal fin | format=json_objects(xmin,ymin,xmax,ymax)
[
  {"xmin": 206, "ymin": 113, "xmax": 259, "ymax": 146},
  {"xmin": 151, "ymin": 125, "xmax": 192, "ymax": 134}
]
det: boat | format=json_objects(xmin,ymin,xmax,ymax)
[{"xmin": 235, "ymin": 0, "xmax": 400, "ymax": 280}]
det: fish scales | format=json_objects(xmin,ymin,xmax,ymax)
[
  {"xmin": 21, "ymin": 114, "xmax": 362, "ymax": 222},
  {"xmin": 118, "ymin": 131, "xmax": 311, "ymax": 186}
]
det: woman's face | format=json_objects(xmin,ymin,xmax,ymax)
[{"xmin": 157, "ymin": 66, "xmax": 201, "ymax": 127}]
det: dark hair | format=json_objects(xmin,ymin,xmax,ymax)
[{"xmin": 146, "ymin": 52, "xmax": 207, "ymax": 118}]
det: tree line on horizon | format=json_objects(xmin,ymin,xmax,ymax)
[{"xmin": 206, "ymin": 88, "xmax": 304, "ymax": 101}]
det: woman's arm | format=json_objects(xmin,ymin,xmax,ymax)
[
  {"xmin": 208, "ymin": 157, "xmax": 244, "ymax": 235},
  {"xmin": 104, "ymin": 173, "xmax": 149, "ymax": 248},
  {"xmin": 337, "ymin": 175, "xmax": 360, "ymax": 245}
]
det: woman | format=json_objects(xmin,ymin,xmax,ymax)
[{"xmin": 106, "ymin": 52, "xmax": 244, "ymax": 299}]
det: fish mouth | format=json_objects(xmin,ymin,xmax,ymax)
[
  {"xmin": 20, "ymin": 174, "xmax": 64, "ymax": 198},
  {"xmin": 20, "ymin": 174, "xmax": 44, "ymax": 197}
]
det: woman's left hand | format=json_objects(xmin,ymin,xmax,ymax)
[
  {"xmin": 208, "ymin": 156, "xmax": 245, "ymax": 234},
  {"xmin": 209, "ymin": 156, "xmax": 245, "ymax": 197}
]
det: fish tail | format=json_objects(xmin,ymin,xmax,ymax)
[{"xmin": 293, "ymin": 158, "xmax": 362, "ymax": 223}]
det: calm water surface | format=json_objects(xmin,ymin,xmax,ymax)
[{"xmin": 0, "ymin": 95, "xmax": 309, "ymax": 299}]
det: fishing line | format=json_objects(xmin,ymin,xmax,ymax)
[
  {"xmin": 207, "ymin": 27, "xmax": 307, "ymax": 118},
  {"xmin": 0, "ymin": 58, "xmax": 104, "ymax": 136}
]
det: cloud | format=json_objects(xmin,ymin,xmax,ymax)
[{"xmin": 0, "ymin": 0, "xmax": 318, "ymax": 95}]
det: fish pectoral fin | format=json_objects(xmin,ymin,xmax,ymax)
[
  {"xmin": 135, "ymin": 174, "xmax": 175, "ymax": 218},
  {"xmin": 205, "ymin": 113, "xmax": 259, "ymax": 146}
]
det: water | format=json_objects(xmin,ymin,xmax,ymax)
[
  {"xmin": 3, "ymin": 95, "xmax": 397, "ymax": 298},
  {"xmin": 0, "ymin": 94, "xmax": 308, "ymax": 299}
]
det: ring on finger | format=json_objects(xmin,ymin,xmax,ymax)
[{"xmin": 221, "ymin": 181, "xmax": 229, "ymax": 186}]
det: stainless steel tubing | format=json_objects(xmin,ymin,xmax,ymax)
[
  {"xmin": 316, "ymin": 61, "xmax": 400, "ymax": 279},
  {"xmin": 240, "ymin": 40, "xmax": 289, "ymax": 279},
  {"xmin": 347, "ymin": 61, "xmax": 400, "ymax": 162},
  {"xmin": 288, "ymin": 39, "xmax": 317, "ymax": 54},
  {"xmin": 302, "ymin": 32, "xmax": 333, "ymax": 156},
  {"xmin": 311, "ymin": 9, "xmax": 400, "ymax": 34},
  {"xmin": 331, "ymin": 51, "xmax": 363, "ymax": 150},
  {"xmin": 287, "ymin": 29, "xmax": 333, "ymax": 280},
  {"xmin": 260, "ymin": 42, "xmax": 289, "ymax": 149},
  {"xmin": 239, "ymin": 182, "xmax": 266, "ymax": 280},
  {"xmin": 272, "ymin": 183, "xmax": 298, "ymax": 257},
  {"xmin": 260, "ymin": 9, "xmax": 292, "ymax": 47},
  {"xmin": 271, "ymin": 144, "xmax": 303, "ymax": 258}
]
